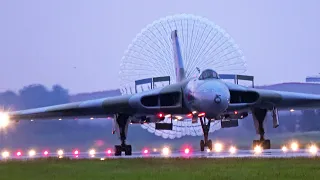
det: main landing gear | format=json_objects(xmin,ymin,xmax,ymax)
[
  {"xmin": 199, "ymin": 117, "xmax": 213, "ymax": 151},
  {"xmin": 113, "ymin": 114, "xmax": 132, "ymax": 156},
  {"xmin": 252, "ymin": 108, "xmax": 271, "ymax": 149}
]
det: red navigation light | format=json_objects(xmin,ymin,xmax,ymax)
[
  {"xmin": 198, "ymin": 112, "xmax": 205, "ymax": 117},
  {"xmin": 157, "ymin": 113, "xmax": 165, "ymax": 120},
  {"xmin": 234, "ymin": 111, "xmax": 238, "ymax": 115},
  {"xmin": 187, "ymin": 113, "xmax": 192, "ymax": 117}
]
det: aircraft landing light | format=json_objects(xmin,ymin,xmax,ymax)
[{"xmin": 0, "ymin": 112, "xmax": 10, "ymax": 128}]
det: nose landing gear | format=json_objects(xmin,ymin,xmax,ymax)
[{"xmin": 199, "ymin": 117, "xmax": 213, "ymax": 151}]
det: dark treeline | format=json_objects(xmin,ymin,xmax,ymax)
[{"xmin": 0, "ymin": 84, "xmax": 69, "ymax": 110}]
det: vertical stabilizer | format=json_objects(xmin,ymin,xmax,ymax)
[{"xmin": 171, "ymin": 30, "xmax": 186, "ymax": 82}]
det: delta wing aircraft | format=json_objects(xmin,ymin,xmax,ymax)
[{"xmin": 2, "ymin": 30, "xmax": 320, "ymax": 156}]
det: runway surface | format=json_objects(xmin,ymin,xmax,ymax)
[{"xmin": 1, "ymin": 148, "xmax": 319, "ymax": 160}]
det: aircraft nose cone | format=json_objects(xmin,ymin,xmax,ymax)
[{"xmin": 193, "ymin": 80, "xmax": 230, "ymax": 118}]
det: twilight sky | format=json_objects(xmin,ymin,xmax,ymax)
[{"xmin": 0, "ymin": 0, "xmax": 319, "ymax": 94}]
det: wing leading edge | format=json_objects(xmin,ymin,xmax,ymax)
[
  {"xmin": 8, "ymin": 95, "xmax": 134, "ymax": 121},
  {"xmin": 226, "ymin": 83, "xmax": 320, "ymax": 111}
]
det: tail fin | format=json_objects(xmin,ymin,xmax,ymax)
[{"xmin": 171, "ymin": 30, "xmax": 186, "ymax": 82}]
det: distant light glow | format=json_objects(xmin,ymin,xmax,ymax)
[
  {"xmin": 164, "ymin": 114, "xmax": 171, "ymax": 118},
  {"xmin": 308, "ymin": 145, "xmax": 318, "ymax": 155},
  {"xmin": 290, "ymin": 109, "xmax": 295, "ymax": 112},
  {"xmin": 90, "ymin": 117, "xmax": 94, "ymax": 120},
  {"xmin": 198, "ymin": 112, "xmax": 205, "ymax": 117},
  {"xmin": 214, "ymin": 143, "xmax": 223, "ymax": 152},
  {"xmin": 290, "ymin": 142, "xmax": 299, "ymax": 151},
  {"xmin": 0, "ymin": 112, "xmax": 10, "ymax": 128},
  {"xmin": 175, "ymin": 116, "xmax": 183, "ymax": 120},
  {"xmin": 2, "ymin": 151, "xmax": 9, "ymax": 158},
  {"xmin": 58, "ymin": 118, "xmax": 62, "ymax": 121},
  {"xmin": 153, "ymin": 148, "xmax": 157, "ymax": 152},
  {"xmin": 162, "ymin": 147, "xmax": 170, "ymax": 156},
  {"xmin": 57, "ymin": 149, "xmax": 64, "ymax": 157},
  {"xmin": 206, "ymin": 149, "xmax": 211, "ymax": 152},
  {"xmin": 89, "ymin": 149, "xmax": 96, "ymax": 157},
  {"xmin": 282, "ymin": 146, "xmax": 288, "ymax": 152},
  {"xmin": 229, "ymin": 146, "xmax": 237, "ymax": 154},
  {"xmin": 28, "ymin": 149, "xmax": 36, "ymax": 157}
]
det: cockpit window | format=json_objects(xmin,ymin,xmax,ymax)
[{"xmin": 198, "ymin": 69, "xmax": 219, "ymax": 80}]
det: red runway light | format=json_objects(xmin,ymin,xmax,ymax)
[
  {"xmin": 106, "ymin": 149, "xmax": 112, "ymax": 155},
  {"xmin": 73, "ymin": 150, "xmax": 79, "ymax": 155},
  {"xmin": 16, "ymin": 151, "xmax": 22, "ymax": 157},
  {"xmin": 143, "ymin": 149, "xmax": 149, "ymax": 154},
  {"xmin": 184, "ymin": 148, "xmax": 190, "ymax": 154},
  {"xmin": 43, "ymin": 150, "xmax": 49, "ymax": 156}
]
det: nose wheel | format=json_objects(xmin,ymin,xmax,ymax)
[
  {"xmin": 200, "ymin": 139, "xmax": 212, "ymax": 151},
  {"xmin": 115, "ymin": 144, "xmax": 132, "ymax": 156},
  {"xmin": 199, "ymin": 117, "xmax": 213, "ymax": 151}
]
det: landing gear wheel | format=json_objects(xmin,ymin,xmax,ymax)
[
  {"xmin": 125, "ymin": 145, "xmax": 132, "ymax": 156},
  {"xmin": 252, "ymin": 139, "xmax": 271, "ymax": 149},
  {"xmin": 200, "ymin": 140, "xmax": 205, "ymax": 152},
  {"xmin": 115, "ymin": 145, "xmax": 122, "ymax": 156},
  {"xmin": 208, "ymin": 139, "xmax": 212, "ymax": 151}
]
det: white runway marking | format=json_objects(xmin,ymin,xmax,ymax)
[{"xmin": 1, "ymin": 149, "xmax": 319, "ymax": 161}]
